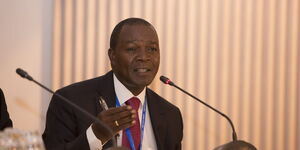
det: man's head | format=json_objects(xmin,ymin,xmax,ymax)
[{"xmin": 108, "ymin": 18, "xmax": 160, "ymax": 95}]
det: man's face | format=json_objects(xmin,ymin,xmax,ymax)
[{"xmin": 109, "ymin": 24, "xmax": 160, "ymax": 94}]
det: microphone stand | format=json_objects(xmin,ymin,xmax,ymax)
[
  {"xmin": 160, "ymin": 76, "xmax": 257, "ymax": 150},
  {"xmin": 16, "ymin": 68, "xmax": 129, "ymax": 150}
]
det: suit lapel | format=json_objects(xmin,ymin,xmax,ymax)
[
  {"xmin": 146, "ymin": 89, "xmax": 166, "ymax": 150},
  {"xmin": 94, "ymin": 71, "xmax": 117, "ymax": 149},
  {"xmin": 95, "ymin": 71, "xmax": 117, "ymax": 112}
]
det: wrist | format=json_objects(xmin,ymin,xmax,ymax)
[{"xmin": 92, "ymin": 123, "xmax": 109, "ymax": 144}]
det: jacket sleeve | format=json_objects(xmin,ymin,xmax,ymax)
[
  {"xmin": 0, "ymin": 89, "xmax": 13, "ymax": 130},
  {"xmin": 42, "ymin": 91, "xmax": 90, "ymax": 150}
]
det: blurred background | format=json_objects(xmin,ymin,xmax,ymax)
[{"xmin": 0, "ymin": 0, "xmax": 299, "ymax": 149}]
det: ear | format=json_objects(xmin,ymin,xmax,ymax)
[{"xmin": 108, "ymin": 48, "xmax": 115, "ymax": 65}]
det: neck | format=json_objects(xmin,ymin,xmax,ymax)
[
  {"xmin": 127, "ymin": 86, "xmax": 144, "ymax": 96},
  {"xmin": 113, "ymin": 73, "xmax": 145, "ymax": 96}
]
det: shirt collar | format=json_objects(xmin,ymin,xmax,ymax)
[{"xmin": 113, "ymin": 74, "xmax": 146, "ymax": 105}]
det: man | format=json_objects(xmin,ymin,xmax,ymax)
[
  {"xmin": 43, "ymin": 18, "xmax": 183, "ymax": 150},
  {"xmin": 0, "ymin": 88, "xmax": 13, "ymax": 130}
]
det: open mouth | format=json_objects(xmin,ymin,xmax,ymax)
[{"xmin": 134, "ymin": 68, "xmax": 151, "ymax": 73}]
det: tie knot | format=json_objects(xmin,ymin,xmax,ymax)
[{"xmin": 126, "ymin": 97, "xmax": 140, "ymax": 111}]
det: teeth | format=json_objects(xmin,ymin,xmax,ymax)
[{"xmin": 136, "ymin": 69, "xmax": 148, "ymax": 72}]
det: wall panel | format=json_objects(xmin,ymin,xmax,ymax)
[{"xmin": 52, "ymin": 0, "xmax": 300, "ymax": 149}]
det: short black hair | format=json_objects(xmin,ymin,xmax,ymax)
[{"xmin": 110, "ymin": 18, "xmax": 154, "ymax": 49}]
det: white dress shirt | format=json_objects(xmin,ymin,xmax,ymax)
[{"xmin": 86, "ymin": 74, "xmax": 157, "ymax": 150}]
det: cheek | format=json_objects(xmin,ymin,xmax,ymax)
[
  {"xmin": 153, "ymin": 55, "xmax": 160, "ymax": 66},
  {"xmin": 115, "ymin": 55, "xmax": 133, "ymax": 71}
]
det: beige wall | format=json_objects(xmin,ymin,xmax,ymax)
[
  {"xmin": 0, "ymin": 0, "xmax": 53, "ymax": 132},
  {"xmin": 2, "ymin": 0, "xmax": 298, "ymax": 149},
  {"xmin": 51, "ymin": 0, "xmax": 300, "ymax": 149}
]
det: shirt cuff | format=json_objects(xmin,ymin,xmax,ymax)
[{"xmin": 86, "ymin": 125, "xmax": 103, "ymax": 150}]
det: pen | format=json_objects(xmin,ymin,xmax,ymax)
[{"xmin": 99, "ymin": 96, "xmax": 109, "ymax": 110}]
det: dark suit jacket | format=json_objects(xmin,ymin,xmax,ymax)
[
  {"xmin": 0, "ymin": 88, "xmax": 13, "ymax": 130},
  {"xmin": 43, "ymin": 71, "xmax": 183, "ymax": 150}
]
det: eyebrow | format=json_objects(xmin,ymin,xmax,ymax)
[{"xmin": 124, "ymin": 40, "xmax": 158, "ymax": 44}]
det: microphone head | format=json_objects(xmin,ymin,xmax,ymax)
[
  {"xmin": 160, "ymin": 76, "xmax": 174, "ymax": 86},
  {"xmin": 16, "ymin": 68, "xmax": 33, "ymax": 81}
]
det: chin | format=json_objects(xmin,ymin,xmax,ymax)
[{"xmin": 135, "ymin": 79, "xmax": 153, "ymax": 87}]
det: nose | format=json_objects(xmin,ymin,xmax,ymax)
[{"xmin": 136, "ymin": 48, "xmax": 150, "ymax": 61}]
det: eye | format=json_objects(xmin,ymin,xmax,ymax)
[
  {"xmin": 126, "ymin": 47, "xmax": 136, "ymax": 51},
  {"xmin": 147, "ymin": 47, "xmax": 158, "ymax": 52}
]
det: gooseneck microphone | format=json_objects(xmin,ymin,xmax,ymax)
[
  {"xmin": 16, "ymin": 68, "xmax": 116, "ymax": 147},
  {"xmin": 160, "ymin": 75, "xmax": 238, "ymax": 141}
]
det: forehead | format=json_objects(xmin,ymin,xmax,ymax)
[{"xmin": 118, "ymin": 24, "xmax": 159, "ymax": 44}]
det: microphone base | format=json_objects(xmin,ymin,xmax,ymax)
[{"xmin": 213, "ymin": 140, "xmax": 257, "ymax": 150}]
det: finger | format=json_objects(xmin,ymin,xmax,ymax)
[
  {"xmin": 102, "ymin": 105, "xmax": 132, "ymax": 115},
  {"xmin": 99, "ymin": 109, "xmax": 136, "ymax": 125},
  {"xmin": 98, "ymin": 106, "xmax": 132, "ymax": 121},
  {"xmin": 110, "ymin": 119, "xmax": 136, "ymax": 132},
  {"xmin": 116, "ymin": 115, "xmax": 136, "ymax": 127},
  {"xmin": 105, "ymin": 111, "xmax": 136, "ymax": 130},
  {"xmin": 116, "ymin": 120, "xmax": 136, "ymax": 131},
  {"xmin": 107, "ymin": 109, "xmax": 136, "ymax": 121}
]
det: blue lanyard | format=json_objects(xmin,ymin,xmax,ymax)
[{"xmin": 116, "ymin": 96, "xmax": 147, "ymax": 150}]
